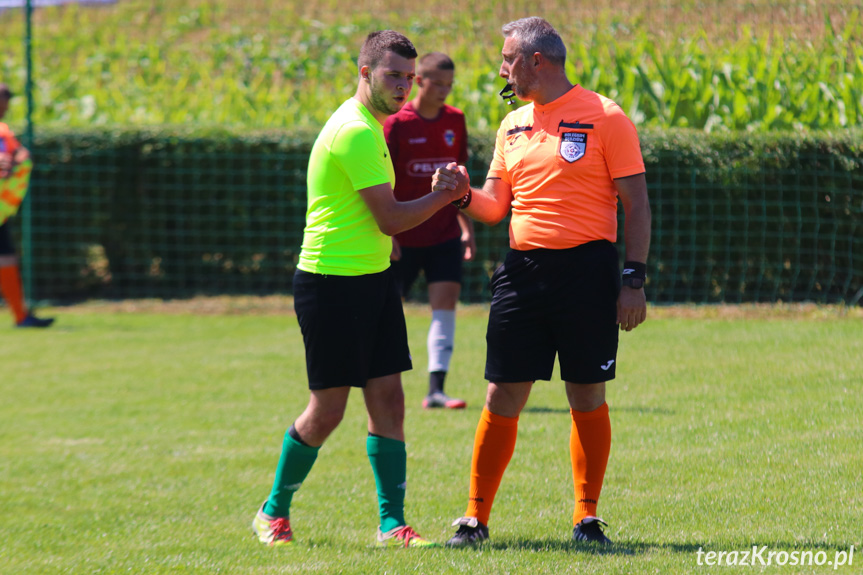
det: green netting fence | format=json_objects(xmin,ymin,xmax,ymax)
[{"xmin": 14, "ymin": 127, "xmax": 863, "ymax": 304}]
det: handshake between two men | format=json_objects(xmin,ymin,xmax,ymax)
[{"xmin": 432, "ymin": 162, "xmax": 471, "ymax": 203}]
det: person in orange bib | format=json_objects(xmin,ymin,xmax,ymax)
[
  {"xmin": 434, "ymin": 17, "xmax": 651, "ymax": 546},
  {"xmin": 0, "ymin": 83, "xmax": 53, "ymax": 328}
]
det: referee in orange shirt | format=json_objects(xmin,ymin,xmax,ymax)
[{"xmin": 436, "ymin": 17, "xmax": 651, "ymax": 546}]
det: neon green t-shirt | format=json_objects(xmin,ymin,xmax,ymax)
[{"xmin": 298, "ymin": 98, "xmax": 394, "ymax": 276}]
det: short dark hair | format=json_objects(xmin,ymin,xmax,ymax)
[
  {"xmin": 417, "ymin": 52, "xmax": 455, "ymax": 75},
  {"xmin": 502, "ymin": 17, "xmax": 567, "ymax": 68},
  {"xmin": 358, "ymin": 30, "xmax": 417, "ymax": 71},
  {"xmin": 0, "ymin": 83, "xmax": 13, "ymax": 99}
]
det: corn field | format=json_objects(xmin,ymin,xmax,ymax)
[{"xmin": 0, "ymin": 0, "xmax": 860, "ymax": 132}]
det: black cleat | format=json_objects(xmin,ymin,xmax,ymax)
[
  {"xmin": 573, "ymin": 517, "xmax": 612, "ymax": 545},
  {"xmin": 16, "ymin": 314, "xmax": 54, "ymax": 328},
  {"xmin": 445, "ymin": 517, "xmax": 489, "ymax": 547}
]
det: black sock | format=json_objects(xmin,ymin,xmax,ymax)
[
  {"xmin": 288, "ymin": 424, "xmax": 311, "ymax": 447},
  {"xmin": 429, "ymin": 371, "xmax": 446, "ymax": 395}
]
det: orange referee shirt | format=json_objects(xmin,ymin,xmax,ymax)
[{"xmin": 488, "ymin": 85, "xmax": 645, "ymax": 250}]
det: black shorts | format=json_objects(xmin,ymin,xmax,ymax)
[
  {"xmin": 392, "ymin": 237, "xmax": 463, "ymax": 296},
  {"xmin": 484, "ymin": 240, "xmax": 621, "ymax": 384},
  {"xmin": 293, "ymin": 268, "xmax": 412, "ymax": 390},
  {"xmin": 0, "ymin": 221, "xmax": 15, "ymax": 256}
]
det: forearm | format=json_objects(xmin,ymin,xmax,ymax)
[
  {"xmin": 615, "ymin": 173, "xmax": 651, "ymax": 264},
  {"xmin": 456, "ymin": 210, "xmax": 475, "ymax": 236},
  {"xmin": 378, "ymin": 189, "xmax": 455, "ymax": 236},
  {"xmin": 623, "ymin": 201, "xmax": 651, "ymax": 263},
  {"xmin": 462, "ymin": 179, "xmax": 511, "ymax": 225}
]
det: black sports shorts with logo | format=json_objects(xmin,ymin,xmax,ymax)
[
  {"xmin": 484, "ymin": 240, "xmax": 621, "ymax": 384},
  {"xmin": 293, "ymin": 267, "xmax": 412, "ymax": 390},
  {"xmin": 391, "ymin": 236, "xmax": 463, "ymax": 296}
]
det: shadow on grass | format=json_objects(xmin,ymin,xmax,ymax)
[
  {"xmin": 612, "ymin": 406, "xmax": 675, "ymax": 416},
  {"xmin": 474, "ymin": 540, "xmax": 697, "ymax": 555},
  {"xmin": 451, "ymin": 540, "xmax": 856, "ymax": 555},
  {"xmin": 481, "ymin": 539, "xmax": 640, "ymax": 554},
  {"xmin": 521, "ymin": 406, "xmax": 676, "ymax": 416},
  {"xmin": 521, "ymin": 406, "xmax": 571, "ymax": 414}
]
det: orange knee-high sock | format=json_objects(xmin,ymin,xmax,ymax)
[
  {"xmin": 465, "ymin": 407, "xmax": 518, "ymax": 525},
  {"xmin": 0, "ymin": 265, "xmax": 27, "ymax": 323},
  {"xmin": 570, "ymin": 402, "xmax": 612, "ymax": 525}
]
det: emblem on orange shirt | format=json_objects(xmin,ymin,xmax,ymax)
[{"xmin": 560, "ymin": 132, "xmax": 587, "ymax": 163}]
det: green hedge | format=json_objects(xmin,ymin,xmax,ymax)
[{"xmin": 18, "ymin": 126, "xmax": 863, "ymax": 304}]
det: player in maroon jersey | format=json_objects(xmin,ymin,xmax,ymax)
[{"xmin": 384, "ymin": 52, "xmax": 475, "ymax": 409}]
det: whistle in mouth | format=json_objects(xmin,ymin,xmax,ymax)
[{"xmin": 499, "ymin": 83, "xmax": 516, "ymax": 105}]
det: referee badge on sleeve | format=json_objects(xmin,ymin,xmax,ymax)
[{"xmin": 560, "ymin": 132, "xmax": 587, "ymax": 163}]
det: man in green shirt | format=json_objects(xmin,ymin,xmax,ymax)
[{"xmin": 252, "ymin": 30, "xmax": 467, "ymax": 548}]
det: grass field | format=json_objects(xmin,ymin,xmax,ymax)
[{"xmin": 1, "ymin": 303, "xmax": 861, "ymax": 574}]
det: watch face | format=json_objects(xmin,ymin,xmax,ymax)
[{"xmin": 623, "ymin": 277, "xmax": 644, "ymax": 289}]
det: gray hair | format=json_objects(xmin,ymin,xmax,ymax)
[{"xmin": 501, "ymin": 17, "xmax": 566, "ymax": 67}]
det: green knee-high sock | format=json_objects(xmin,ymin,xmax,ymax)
[
  {"xmin": 366, "ymin": 434, "xmax": 407, "ymax": 532},
  {"xmin": 263, "ymin": 429, "xmax": 320, "ymax": 518}
]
